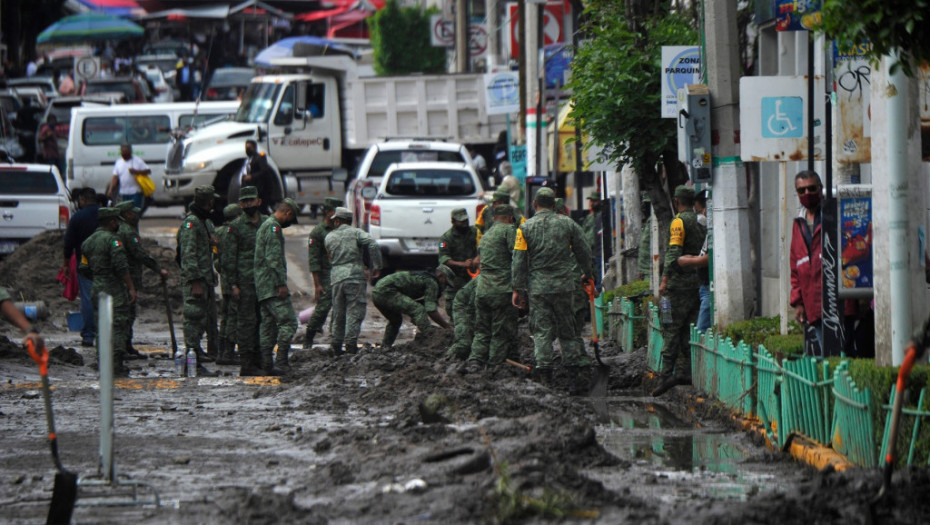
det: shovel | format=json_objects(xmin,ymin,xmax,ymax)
[
  {"xmin": 874, "ymin": 342, "xmax": 921, "ymax": 503},
  {"xmin": 584, "ymin": 279, "xmax": 608, "ymax": 397},
  {"xmin": 26, "ymin": 340, "xmax": 78, "ymax": 524},
  {"xmin": 161, "ymin": 276, "xmax": 178, "ymax": 356}
]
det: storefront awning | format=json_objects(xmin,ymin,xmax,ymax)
[{"xmin": 66, "ymin": 0, "xmax": 146, "ymax": 18}]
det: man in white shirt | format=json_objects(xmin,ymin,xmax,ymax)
[{"xmin": 107, "ymin": 143, "xmax": 150, "ymax": 211}]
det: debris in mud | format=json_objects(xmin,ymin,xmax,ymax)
[{"xmin": 49, "ymin": 345, "xmax": 83, "ymax": 366}]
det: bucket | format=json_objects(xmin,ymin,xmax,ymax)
[{"xmin": 66, "ymin": 312, "xmax": 83, "ymax": 332}]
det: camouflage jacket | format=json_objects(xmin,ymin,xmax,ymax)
[
  {"xmin": 81, "ymin": 228, "xmax": 130, "ymax": 290},
  {"xmin": 177, "ymin": 212, "xmax": 216, "ymax": 286},
  {"xmin": 663, "ymin": 209, "xmax": 705, "ymax": 290},
  {"xmin": 253, "ymin": 216, "xmax": 288, "ymax": 301},
  {"xmin": 308, "ymin": 222, "xmax": 336, "ymax": 274},
  {"xmin": 438, "ymin": 225, "xmax": 477, "ymax": 287},
  {"xmin": 373, "ymin": 271, "xmax": 442, "ymax": 312},
  {"xmin": 224, "ymin": 214, "xmax": 269, "ymax": 289},
  {"xmin": 117, "ymin": 220, "xmax": 159, "ymax": 283},
  {"xmin": 512, "ymin": 209, "xmax": 592, "ymax": 295},
  {"xmin": 476, "ymin": 221, "xmax": 516, "ymax": 296},
  {"xmin": 324, "ymin": 224, "xmax": 382, "ymax": 285}
]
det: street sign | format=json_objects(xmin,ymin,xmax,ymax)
[
  {"xmin": 75, "ymin": 56, "xmax": 100, "ymax": 82},
  {"xmin": 661, "ymin": 46, "xmax": 701, "ymax": 118},
  {"xmin": 430, "ymin": 15, "xmax": 454, "ymax": 47},
  {"xmin": 739, "ymin": 75, "xmax": 825, "ymax": 162},
  {"xmin": 507, "ymin": 1, "xmax": 566, "ymax": 59},
  {"xmin": 484, "ymin": 72, "xmax": 520, "ymax": 115}
]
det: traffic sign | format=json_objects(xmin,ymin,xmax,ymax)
[
  {"xmin": 507, "ymin": 1, "xmax": 567, "ymax": 59},
  {"xmin": 739, "ymin": 75, "xmax": 825, "ymax": 162},
  {"xmin": 75, "ymin": 56, "xmax": 100, "ymax": 82},
  {"xmin": 761, "ymin": 97, "xmax": 803, "ymax": 138}
]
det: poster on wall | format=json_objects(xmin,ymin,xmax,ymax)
[{"xmin": 838, "ymin": 185, "xmax": 873, "ymax": 297}]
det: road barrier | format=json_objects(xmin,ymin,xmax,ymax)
[{"xmin": 605, "ymin": 295, "xmax": 927, "ymax": 468}]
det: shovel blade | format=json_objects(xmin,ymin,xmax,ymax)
[{"xmin": 47, "ymin": 470, "xmax": 77, "ymax": 525}]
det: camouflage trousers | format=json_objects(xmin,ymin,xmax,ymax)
[
  {"xmin": 259, "ymin": 295, "xmax": 297, "ymax": 364},
  {"xmin": 92, "ymin": 285, "xmax": 130, "ymax": 364},
  {"xmin": 182, "ymin": 283, "xmax": 217, "ymax": 353},
  {"xmin": 125, "ymin": 273, "xmax": 142, "ymax": 350},
  {"xmin": 331, "ymin": 280, "xmax": 368, "ymax": 348},
  {"xmin": 372, "ymin": 290, "xmax": 431, "ymax": 348},
  {"xmin": 219, "ymin": 287, "xmax": 239, "ymax": 343},
  {"xmin": 529, "ymin": 292, "xmax": 590, "ymax": 369},
  {"xmin": 659, "ymin": 288, "xmax": 701, "ymax": 378},
  {"xmin": 448, "ymin": 279, "xmax": 477, "ymax": 359},
  {"xmin": 306, "ymin": 271, "xmax": 332, "ymax": 333},
  {"xmin": 443, "ymin": 276, "xmax": 469, "ymax": 323},
  {"xmin": 574, "ymin": 282, "xmax": 589, "ymax": 337},
  {"xmin": 235, "ymin": 283, "xmax": 261, "ymax": 369},
  {"xmin": 468, "ymin": 292, "xmax": 517, "ymax": 365}
]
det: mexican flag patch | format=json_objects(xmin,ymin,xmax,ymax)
[
  {"xmin": 439, "ymin": 242, "xmax": 446, "ymax": 249},
  {"xmin": 184, "ymin": 221, "xmax": 194, "ymax": 229},
  {"xmin": 227, "ymin": 226, "xmax": 232, "ymax": 233},
  {"xmin": 112, "ymin": 240, "xmax": 122, "ymax": 248},
  {"xmin": 309, "ymin": 238, "xmax": 314, "ymax": 245},
  {"xmin": 272, "ymin": 225, "xmax": 280, "ymax": 233},
  {"xmin": 132, "ymin": 236, "xmax": 139, "ymax": 244}
]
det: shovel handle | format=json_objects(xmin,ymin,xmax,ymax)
[
  {"xmin": 505, "ymin": 359, "xmax": 531, "ymax": 371},
  {"xmin": 881, "ymin": 343, "xmax": 919, "ymax": 491},
  {"xmin": 26, "ymin": 338, "xmax": 49, "ymax": 376},
  {"xmin": 26, "ymin": 340, "xmax": 65, "ymax": 471}
]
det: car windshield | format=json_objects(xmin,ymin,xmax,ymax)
[
  {"xmin": 50, "ymin": 103, "xmax": 81, "ymax": 123},
  {"xmin": 86, "ymin": 81, "xmax": 135, "ymax": 100},
  {"xmin": 385, "ymin": 169, "xmax": 475, "ymax": 196},
  {"xmin": 234, "ymin": 83, "xmax": 280, "ymax": 124},
  {"xmin": 209, "ymin": 69, "xmax": 255, "ymax": 87},
  {"xmin": 369, "ymin": 149, "xmax": 467, "ymax": 179},
  {"xmin": 0, "ymin": 169, "xmax": 58, "ymax": 194}
]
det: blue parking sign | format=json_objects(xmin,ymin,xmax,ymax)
[{"xmin": 761, "ymin": 96, "xmax": 803, "ymax": 138}]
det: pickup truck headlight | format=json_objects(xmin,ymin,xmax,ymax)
[{"xmin": 185, "ymin": 160, "xmax": 213, "ymax": 172}]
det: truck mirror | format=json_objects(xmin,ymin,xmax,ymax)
[
  {"xmin": 360, "ymin": 186, "xmax": 378, "ymax": 200},
  {"xmin": 295, "ymin": 82, "xmax": 308, "ymax": 114},
  {"xmin": 332, "ymin": 168, "xmax": 348, "ymax": 183}
]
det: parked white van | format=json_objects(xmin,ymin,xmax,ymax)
[{"xmin": 66, "ymin": 102, "xmax": 238, "ymax": 205}]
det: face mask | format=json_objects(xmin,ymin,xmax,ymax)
[
  {"xmin": 243, "ymin": 206, "xmax": 259, "ymax": 217},
  {"xmin": 799, "ymin": 192, "xmax": 821, "ymax": 210},
  {"xmin": 455, "ymin": 224, "xmax": 470, "ymax": 233},
  {"xmin": 280, "ymin": 219, "xmax": 293, "ymax": 228}
]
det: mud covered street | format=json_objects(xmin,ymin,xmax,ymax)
[{"xmin": 2, "ymin": 211, "xmax": 930, "ymax": 523}]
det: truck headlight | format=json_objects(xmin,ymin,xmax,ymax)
[{"xmin": 186, "ymin": 160, "xmax": 213, "ymax": 172}]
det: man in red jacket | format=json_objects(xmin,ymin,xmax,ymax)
[{"xmin": 790, "ymin": 170, "xmax": 823, "ymax": 354}]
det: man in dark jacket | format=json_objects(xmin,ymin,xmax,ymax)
[
  {"xmin": 240, "ymin": 140, "xmax": 275, "ymax": 214},
  {"xmin": 790, "ymin": 170, "xmax": 824, "ymax": 355},
  {"xmin": 62, "ymin": 187, "xmax": 99, "ymax": 346}
]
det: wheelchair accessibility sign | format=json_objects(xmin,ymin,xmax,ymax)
[{"xmin": 761, "ymin": 97, "xmax": 803, "ymax": 138}]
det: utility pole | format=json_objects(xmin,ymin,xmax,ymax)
[
  {"xmin": 486, "ymin": 0, "xmax": 499, "ymax": 70},
  {"xmin": 455, "ymin": 0, "xmax": 468, "ymax": 72},
  {"xmin": 703, "ymin": 0, "xmax": 754, "ymax": 325}
]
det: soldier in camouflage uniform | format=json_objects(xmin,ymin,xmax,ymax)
[
  {"xmin": 225, "ymin": 186, "xmax": 269, "ymax": 376},
  {"xmin": 305, "ymin": 197, "xmax": 343, "ymax": 349},
  {"xmin": 446, "ymin": 277, "xmax": 477, "ymax": 360},
  {"xmin": 437, "ymin": 208, "xmax": 478, "ymax": 322},
  {"xmin": 638, "ymin": 192, "xmax": 653, "ymax": 282},
  {"xmin": 476, "ymin": 188, "xmax": 523, "ymax": 242},
  {"xmin": 215, "ymin": 203, "xmax": 243, "ymax": 365},
  {"xmin": 555, "ymin": 198, "xmax": 590, "ymax": 337},
  {"xmin": 177, "ymin": 185, "xmax": 219, "ymax": 376},
  {"xmin": 115, "ymin": 201, "xmax": 167, "ymax": 358},
  {"xmin": 81, "ymin": 207, "xmax": 136, "ymax": 376},
  {"xmin": 512, "ymin": 187, "xmax": 593, "ymax": 384},
  {"xmin": 324, "ymin": 207, "xmax": 382, "ymax": 355},
  {"xmin": 372, "ymin": 266, "xmax": 454, "ymax": 349},
  {"xmin": 254, "ymin": 198, "xmax": 301, "ymax": 374},
  {"xmin": 464, "ymin": 204, "xmax": 518, "ymax": 373},
  {"xmin": 652, "ymin": 185, "xmax": 706, "ymax": 397},
  {"xmin": 581, "ymin": 191, "xmax": 602, "ymax": 251}
]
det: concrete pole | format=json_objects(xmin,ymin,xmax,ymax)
[
  {"xmin": 871, "ymin": 55, "xmax": 927, "ymax": 366},
  {"xmin": 779, "ymin": 162, "xmax": 791, "ymax": 335},
  {"xmin": 486, "ymin": 0, "xmax": 499, "ymax": 70},
  {"xmin": 523, "ymin": 1, "xmax": 540, "ymax": 166},
  {"xmin": 703, "ymin": 0, "xmax": 755, "ymax": 325},
  {"xmin": 455, "ymin": 0, "xmax": 468, "ymax": 73},
  {"xmin": 621, "ymin": 164, "xmax": 641, "ymax": 284}
]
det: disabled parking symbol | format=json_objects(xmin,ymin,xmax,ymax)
[{"xmin": 761, "ymin": 96, "xmax": 803, "ymax": 138}]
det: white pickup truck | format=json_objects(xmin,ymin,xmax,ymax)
[
  {"xmin": 0, "ymin": 162, "xmax": 71, "ymax": 255},
  {"xmin": 365, "ymin": 161, "xmax": 484, "ymax": 269}
]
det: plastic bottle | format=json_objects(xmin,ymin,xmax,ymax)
[
  {"xmin": 186, "ymin": 348, "xmax": 197, "ymax": 378},
  {"xmin": 175, "ymin": 349, "xmax": 186, "ymax": 377},
  {"xmin": 660, "ymin": 296, "xmax": 673, "ymax": 325}
]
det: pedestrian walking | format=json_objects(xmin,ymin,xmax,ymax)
[
  {"xmin": 438, "ymin": 208, "xmax": 478, "ymax": 322},
  {"xmin": 372, "ymin": 267, "xmax": 454, "ymax": 349},
  {"xmin": 80, "ymin": 207, "xmax": 136, "ymax": 376},
  {"xmin": 106, "ymin": 143, "xmax": 149, "ymax": 211},
  {"xmin": 115, "ymin": 201, "xmax": 167, "ymax": 359},
  {"xmin": 790, "ymin": 170, "xmax": 825, "ymax": 355},
  {"xmin": 177, "ymin": 185, "xmax": 220, "ymax": 376},
  {"xmin": 324, "ymin": 207, "xmax": 382, "ymax": 355},
  {"xmin": 38, "ymin": 114, "xmax": 63, "ymax": 174},
  {"xmin": 464, "ymin": 204, "xmax": 518, "ymax": 373},
  {"xmin": 225, "ymin": 186, "xmax": 270, "ymax": 376},
  {"xmin": 304, "ymin": 197, "xmax": 343, "ymax": 349},
  {"xmin": 254, "ymin": 198, "xmax": 301, "ymax": 374},
  {"xmin": 652, "ymin": 185, "xmax": 706, "ymax": 397},
  {"xmin": 512, "ymin": 187, "xmax": 593, "ymax": 388},
  {"xmin": 215, "ymin": 203, "xmax": 243, "ymax": 365},
  {"xmin": 62, "ymin": 188, "xmax": 100, "ymax": 347}
]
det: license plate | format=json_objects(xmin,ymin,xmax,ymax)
[
  {"xmin": 0, "ymin": 241, "xmax": 20, "ymax": 254},
  {"xmin": 413, "ymin": 239, "xmax": 438, "ymax": 252}
]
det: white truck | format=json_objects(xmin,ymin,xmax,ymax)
[
  {"xmin": 164, "ymin": 55, "xmax": 506, "ymax": 207},
  {"xmin": 0, "ymin": 163, "xmax": 71, "ymax": 255}
]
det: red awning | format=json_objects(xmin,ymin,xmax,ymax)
[
  {"xmin": 296, "ymin": 7, "xmax": 349, "ymax": 22},
  {"xmin": 327, "ymin": 9, "xmax": 373, "ymax": 38}
]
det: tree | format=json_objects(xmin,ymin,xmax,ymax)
[
  {"xmin": 368, "ymin": 0, "xmax": 446, "ymax": 76},
  {"xmin": 817, "ymin": 1, "xmax": 930, "ymax": 76},
  {"xmin": 567, "ymin": 1, "xmax": 697, "ymax": 251}
]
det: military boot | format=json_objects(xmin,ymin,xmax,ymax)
[
  {"xmin": 344, "ymin": 340, "xmax": 359, "ymax": 355},
  {"xmin": 261, "ymin": 351, "xmax": 285, "ymax": 376},
  {"xmin": 303, "ymin": 328, "xmax": 318, "ymax": 350},
  {"xmin": 650, "ymin": 374, "xmax": 678, "ymax": 397},
  {"xmin": 276, "ymin": 345, "xmax": 291, "ymax": 372},
  {"xmin": 216, "ymin": 337, "xmax": 239, "ymax": 365}
]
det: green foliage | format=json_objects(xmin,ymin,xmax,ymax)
[
  {"xmin": 368, "ymin": 0, "xmax": 446, "ymax": 75},
  {"xmin": 603, "ymin": 279, "xmax": 651, "ymax": 304},
  {"xmin": 604, "ymin": 280, "xmax": 653, "ymax": 349},
  {"xmin": 567, "ymin": 9, "xmax": 697, "ymax": 176},
  {"xmin": 817, "ymin": 1, "xmax": 930, "ymax": 77},
  {"xmin": 492, "ymin": 461, "xmax": 576, "ymax": 523},
  {"xmin": 761, "ymin": 334, "xmax": 805, "ymax": 356},
  {"xmin": 720, "ymin": 316, "xmax": 802, "ymax": 347},
  {"xmin": 827, "ymin": 358, "xmax": 930, "ymax": 465}
]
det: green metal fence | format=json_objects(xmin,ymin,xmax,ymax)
[
  {"xmin": 756, "ymin": 345, "xmax": 786, "ymax": 448},
  {"xmin": 646, "ymin": 304, "xmax": 664, "ymax": 373},
  {"xmin": 879, "ymin": 387, "xmax": 930, "ymax": 467},
  {"xmin": 690, "ymin": 327, "xmax": 754, "ymax": 417},
  {"xmin": 831, "ymin": 361, "xmax": 876, "ymax": 467},
  {"xmin": 781, "ymin": 358, "xmax": 833, "ymax": 445},
  {"xmin": 613, "ymin": 298, "xmax": 638, "ymax": 353}
]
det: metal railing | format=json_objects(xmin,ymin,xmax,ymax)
[
  {"xmin": 832, "ymin": 361, "xmax": 876, "ymax": 467},
  {"xmin": 879, "ymin": 387, "xmax": 930, "ymax": 467}
]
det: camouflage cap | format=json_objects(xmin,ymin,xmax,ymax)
[
  {"xmin": 98, "ymin": 207, "xmax": 121, "ymax": 221},
  {"xmin": 437, "ymin": 264, "xmax": 456, "ymax": 282},
  {"xmin": 587, "ymin": 191, "xmax": 601, "ymax": 201},
  {"xmin": 333, "ymin": 206, "xmax": 353, "ymax": 221},
  {"xmin": 115, "ymin": 200, "xmax": 141, "ymax": 215},
  {"xmin": 493, "ymin": 204, "xmax": 513, "ymax": 216},
  {"xmin": 281, "ymin": 198, "xmax": 301, "ymax": 223},
  {"xmin": 451, "ymin": 208, "xmax": 469, "ymax": 221},
  {"xmin": 323, "ymin": 197, "xmax": 344, "ymax": 210},
  {"xmin": 492, "ymin": 188, "xmax": 511, "ymax": 202},
  {"xmin": 239, "ymin": 185, "xmax": 259, "ymax": 201},
  {"xmin": 534, "ymin": 187, "xmax": 555, "ymax": 206},
  {"xmin": 195, "ymin": 185, "xmax": 220, "ymax": 199},
  {"xmin": 223, "ymin": 203, "xmax": 243, "ymax": 219},
  {"xmin": 673, "ymin": 185, "xmax": 695, "ymax": 199}
]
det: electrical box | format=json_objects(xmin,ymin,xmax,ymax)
[{"xmin": 677, "ymin": 84, "xmax": 712, "ymax": 183}]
